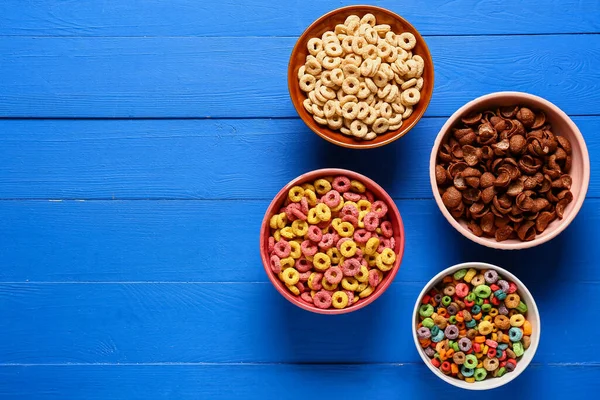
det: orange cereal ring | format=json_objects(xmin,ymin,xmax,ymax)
[
  {"xmin": 505, "ymin": 293, "xmax": 521, "ymax": 309},
  {"xmin": 523, "ymin": 320, "xmax": 532, "ymax": 335}
]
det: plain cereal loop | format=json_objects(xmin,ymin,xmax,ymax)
[
  {"xmin": 350, "ymin": 120, "xmax": 368, "ymax": 138},
  {"xmin": 299, "ymin": 74, "xmax": 316, "ymax": 92},
  {"xmin": 342, "ymin": 64, "xmax": 361, "ymax": 79},
  {"xmin": 305, "ymin": 57, "xmax": 322, "ymax": 76},
  {"xmin": 322, "ymin": 56, "xmax": 342, "ymax": 70},
  {"xmin": 342, "ymin": 102, "xmax": 359, "ymax": 119},
  {"xmin": 342, "ymin": 77, "xmax": 360, "ymax": 95},
  {"xmin": 398, "ymin": 32, "xmax": 416, "ymax": 50},
  {"xmin": 372, "ymin": 117, "xmax": 390, "ymax": 134},
  {"xmin": 360, "ymin": 13, "xmax": 376, "ymax": 26},
  {"xmin": 307, "ymin": 38, "xmax": 323, "ymax": 55}
]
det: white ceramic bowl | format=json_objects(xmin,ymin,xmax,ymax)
[{"xmin": 412, "ymin": 262, "xmax": 540, "ymax": 390}]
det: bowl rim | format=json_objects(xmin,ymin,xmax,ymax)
[
  {"xmin": 411, "ymin": 261, "xmax": 541, "ymax": 390},
  {"xmin": 259, "ymin": 168, "xmax": 405, "ymax": 314},
  {"xmin": 429, "ymin": 91, "xmax": 591, "ymax": 250},
  {"xmin": 287, "ymin": 4, "xmax": 434, "ymax": 149}
]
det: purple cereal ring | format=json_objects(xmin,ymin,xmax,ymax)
[
  {"xmin": 307, "ymin": 225, "xmax": 323, "ymax": 242},
  {"xmin": 343, "ymin": 192, "xmax": 361, "ymax": 202},
  {"xmin": 300, "ymin": 197, "xmax": 309, "ymax": 214},
  {"xmin": 365, "ymin": 191, "xmax": 375, "ymax": 203},
  {"xmin": 314, "ymin": 290, "xmax": 332, "ymax": 309},
  {"xmin": 301, "ymin": 240, "xmax": 317, "ymax": 257},
  {"xmin": 268, "ymin": 237, "xmax": 275, "ymax": 253},
  {"xmin": 371, "ymin": 201, "xmax": 388, "ymax": 218},
  {"xmin": 319, "ymin": 233, "xmax": 335, "ymax": 250},
  {"xmin": 310, "ymin": 272, "xmax": 323, "ymax": 291},
  {"xmin": 424, "ymin": 347, "xmax": 436, "ymax": 357},
  {"xmin": 458, "ymin": 337, "xmax": 472, "ymax": 352},
  {"xmin": 353, "ymin": 229, "xmax": 371, "ymax": 244},
  {"xmin": 497, "ymin": 280, "xmax": 509, "ymax": 293},
  {"xmin": 270, "ymin": 255, "xmax": 282, "ymax": 274},
  {"xmin": 323, "ymin": 190, "xmax": 341, "ymax": 208},
  {"xmin": 368, "ymin": 268, "xmax": 381, "ymax": 287},
  {"xmin": 344, "ymin": 290, "xmax": 355, "ymax": 304},
  {"xmin": 299, "ymin": 271, "xmax": 311, "ymax": 282},
  {"xmin": 342, "ymin": 214, "xmax": 358, "ymax": 227},
  {"xmin": 324, "ymin": 266, "xmax": 343, "ymax": 285},
  {"xmin": 380, "ymin": 221, "xmax": 393, "ymax": 238},
  {"xmin": 445, "ymin": 325, "xmax": 459, "ymax": 340},
  {"xmin": 295, "ymin": 257, "xmax": 312, "ymax": 273},
  {"xmin": 273, "ymin": 240, "xmax": 291, "ymax": 258},
  {"xmin": 341, "ymin": 204, "xmax": 359, "ymax": 218},
  {"xmin": 300, "ymin": 292, "xmax": 313, "ymax": 303},
  {"xmin": 484, "ymin": 269, "xmax": 499, "ymax": 284},
  {"xmin": 363, "ymin": 212, "xmax": 379, "ymax": 232},
  {"xmin": 417, "ymin": 327, "xmax": 431, "ymax": 340},
  {"xmin": 342, "ymin": 258, "xmax": 361, "ymax": 277},
  {"xmin": 498, "ymin": 304, "xmax": 509, "ymax": 315},
  {"xmin": 332, "ymin": 176, "xmax": 351, "ymax": 193}
]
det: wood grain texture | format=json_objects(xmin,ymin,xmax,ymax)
[
  {"xmin": 0, "ymin": 364, "xmax": 596, "ymax": 399},
  {"xmin": 0, "ymin": 117, "xmax": 598, "ymax": 200},
  {"xmin": 0, "ymin": 199, "xmax": 597, "ymax": 283},
  {"xmin": 1, "ymin": 0, "xmax": 598, "ymax": 37},
  {"xmin": 0, "ymin": 281, "xmax": 596, "ymax": 364},
  {"xmin": 0, "ymin": 35, "xmax": 598, "ymax": 118}
]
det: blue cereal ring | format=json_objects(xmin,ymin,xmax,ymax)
[
  {"xmin": 460, "ymin": 365, "xmax": 474, "ymax": 377},
  {"xmin": 509, "ymin": 327, "xmax": 523, "ymax": 342},
  {"xmin": 431, "ymin": 330, "xmax": 445, "ymax": 343},
  {"xmin": 471, "ymin": 305, "xmax": 481, "ymax": 315},
  {"xmin": 494, "ymin": 289, "xmax": 507, "ymax": 300},
  {"xmin": 466, "ymin": 319, "xmax": 477, "ymax": 329}
]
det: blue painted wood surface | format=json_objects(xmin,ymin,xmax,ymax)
[{"xmin": 0, "ymin": 1, "xmax": 599, "ymax": 398}]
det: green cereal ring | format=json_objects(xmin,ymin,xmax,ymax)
[
  {"xmin": 466, "ymin": 292, "xmax": 476, "ymax": 302},
  {"xmin": 452, "ymin": 342, "xmax": 460, "ymax": 352},
  {"xmin": 442, "ymin": 296, "xmax": 452, "ymax": 306},
  {"xmin": 474, "ymin": 297, "xmax": 484, "ymax": 306},
  {"xmin": 481, "ymin": 303, "xmax": 492, "ymax": 313},
  {"xmin": 448, "ymin": 315, "xmax": 457, "ymax": 324},
  {"xmin": 464, "ymin": 354, "xmax": 478, "ymax": 369},
  {"xmin": 516, "ymin": 301, "xmax": 528, "ymax": 313},
  {"xmin": 453, "ymin": 268, "xmax": 468, "ymax": 280},
  {"xmin": 474, "ymin": 285, "xmax": 492, "ymax": 298},
  {"xmin": 419, "ymin": 304, "xmax": 434, "ymax": 317},
  {"xmin": 474, "ymin": 368, "xmax": 487, "ymax": 381},
  {"xmin": 496, "ymin": 366, "xmax": 506, "ymax": 377},
  {"xmin": 422, "ymin": 318, "xmax": 434, "ymax": 328},
  {"xmin": 513, "ymin": 342, "xmax": 525, "ymax": 357}
]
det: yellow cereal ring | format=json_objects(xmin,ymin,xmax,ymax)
[
  {"xmin": 342, "ymin": 277, "xmax": 359, "ymax": 291},
  {"xmin": 464, "ymin": 268, "xmax": 477, "ymax": 283},
  {"xmin": 376, "ymin": 254, "xmax": 393, "ymax": 272},
  {"xmin": 340, "ymin": 240, "xmax": 357, "ymax": 257},
  {"xmin": 356, "ymin": 282, "xmax": 368, "ymax": 292},
  {"xmin": 280, "ymin": 226, "xmax": 295, "ymax": 239},
  {"xmin": 359, "ymin": 285, "xmax": 375, "ymax": 298},
  {"xmin": 357, "ymin": 199, "xmax": 371, "ymax": 212},
  {"xmin": 280, "ymin": 257, "xmax": 295, "ymax": 270},
  {"xmin": 282, "ymin": 268, "xmax": 300, "ymax": 285},
  {"xmin": 287, "ymin": 284, "xmax": 300, "ymax": 295},
  {"xmin": 322, "ymin": 277, "xmax": 338, "ymax": 291},
  {"xmin": 273, "ymin": 230, "xmax": 281, "ymax": 242},
  {"xmin": 302, "ymin": 183, "xmax": 316, "ymax": 193},
  {"xmin": 314, "ymin": 179, "xmax": 332, "ymax": 195},
  {"xmin": 343, "ymin": 201, "xmax": 358, "ymax": 210},
  {"xmin": 269, "ymin": 214, "xmax": 279, "ymax": 229},
  {"xmin": 304, "ymin": 189, "xmax": 318, "ymax": 206},
  {"xmin": 315, "ymin": 203, "xmax": 332, "ymax": 221},
  {"xmin": 355, "ymin": 265, "xmax": 369, "ymax": 283},
  {"xmin": 289, "ymin": 241, "xmax": 302, "ymax": 259},
  {"xmin": 288, "ymin": 186, "xmax": 304, "ymax": 202},
  {"xmin": 292, "ymin": 220, "xmax": 308, "ymax": 237},
  {"xmin": 510, "ymin": 314, "xmax": 525, "ymax": 327},
  {"xmin": 331, "ymin": 198, "xmax": 345, "ymax": 212},
  {"xmin": 336, "ymin": 221, "xmax": 355, "ymax": 237},
  {"xmin": 307, "ymin": 208, "xmax": 319, "ymax": 224},
  {"xmin": 276, "ymin": 212, "xmax": 287, "ymax": 229},
  {"xmin": 351, "ymin": 180, "xmax": 366, "ymax": 193},
  {"xmin": 331, "ymin": 218, "xmax": 342, "ymax": 230},
  {"xmin": 365, "ymin": 237, "xmax": 380, "ymax": 255},
  {"xmin": 327, "ymin": 247, "xmax": 343, "ymax": 265},
  {"xmin": 380, "ymin": 248, "xmax": 396, "ymax": 265},
  {"xmin": 313, "ymin": 252, "xmax": 331, "ymax": 271},
  {"xmin": 332, "ymin": 291, "xmax": 349, "ymax": 309},
  {"xmin": 365, "ymin": 254, "xmax": 378, "ymax": 267},
  {"xmin": 310, "ymin": 289, "xmax": 317, "ymax": 298},
  {"xmin": 357, "ymin": 210, "xmax": 369, "ymax": 228}
]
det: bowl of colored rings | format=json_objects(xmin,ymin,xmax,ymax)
[{"xmin": 412, "ymin": 262, "xmax": 540, "ymax": 390}]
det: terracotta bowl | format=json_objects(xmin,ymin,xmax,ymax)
[
  {"xmin": 413, "ymin": 262, "xmax": 540, "ymax": 390},
  {"xmin": 430, "ymin": 92, "xmax": 590, "ymax": 250},
  {"xmin": 288, "ymin": 5, "xmax": 434, "ymax": 149},
  {"xmin": 260, "ymin": 168, "xmax": 405, "ymax": 314}
]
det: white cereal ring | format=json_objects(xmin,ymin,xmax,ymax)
[
  {"xmin": 364, "ymin": 131, "xmax": 377, "ymax": 140},
  {"xmin": 356, "ymin": 102, "xmax": 370, "ymax": 120},
  {"xmin": 380, "ymin": 63, "xmax": 394, "ymax": 80},
  {"xmin": 340, "ymin": 126, "xmax": 352, "ymax": 136},
  {"xmin": 362, "ymin": 44, "xmax": 378, "ymax": 59},
  {"xmin": 373, "ymin": 71, "xmax": 389, "ymax": 88},
  {"xmin": 350, "ymin": 120, "xmax": 369, "ymax": 138},
  {"xmin": 405, "ymin": 59, "xmax": 419, "ymax": 78},
  {"xmin": 388, "ymin": 113, "xmax": 403, "ymax": 125},
  {"xmin": 351, "ymin": 36, "xmax": 368, "ymax": 55},
  {"xmin": 364, "ymin": 107, "xmax": 378, "ymax": 125},
  {"xmin": 377, "ymin": 84, "xmax": 392, "ymax": 99},
  {"xmin": 297, "ymin": 65, "xmax": 306, "ymax": 80},
  {"xmin": 412, "ymin": 55, "xmax": 425, "ymax": 77},
  {"xmin": 342, "ymin": 77, "xmax": 360, "ymax": 95},
  {"xmin": 314, "ymin": 82, "xmax": 328, "ymax": 103},
  {"xmin": 344, "ymin": 53, "xmax": 362, "ymax": 67},
  {"xmin": 401, "ymin": 78, "xmax": 418, "ymax": 90},
  {"xmin": 330, "ymin": 68, "xmax": 345, "ymax": 86},
  {"xmin": 398, "ymin": 32, "xmax": 416, "ymax": 50},
  {"xmin": 394, "ymin": 59, "xmax": 409, "ymax": 76},
  {"xmin": 385, "ymin": 31, "xmax": 397, "ymax": 46},
  {"xmin": 384, "ymin": 85, "xmax": 399, "ymax": 103},
  {"xmin": 394, "ymin": 74, "xmax": 405, "ymax": 85},
  {"xmin": 303, "ymin": 98, "xmax": 314, "ymax": 114},
  {"xmin": 385, "ymin": 46, "xmax": 398, "ymax": 63},
  {"xmin": 325, "ymin": 42, "xmax": 343, "ymax": 57},
  {"xmin": 322, "ymin": 56, "xmax": 341, "ymax": 70},
  {"xmin": 319, "ymin": 84, "xmax": 337, "ymax": 100},
  {"xmin": 392, "ymin": 102, "xmax": 405, "ymax": 114},
  {"xmin": 372, "ymin": 117, "xmax": 390, "ymax": 134},
  {"xmin": 374, "ymin": 24, "xmax": 391, "ymax": 36},
  {"xmin": 344, "ymin": 15, "xmax": 360, "ymax": 26},
  {"xmin": 308, "ymin": 90, "xmax": 325, "ymax": 107},
  {"xmin": 364, "ymin": 77, "xmax": 378, "ymax": 93},
  {"xmin": 307, "ymin": 38, "xmax": 324, "ymax": 56},
  {"xmin": 322, "ymin": 31, "xmax": 337, "ymax": 41},
  {"xmin": 323, "ymin": 100, "xmax": 342, "ymax": 118},
  {"xmin": 316, "ymin": 50, "xmax": 327, "ymax": 64},
  {"xmin": 311, "ymin": 103, "xmax": 325, "ymax": 118},
  {"xmin": 320, "ymin": 71, "xmax": 335, "ymax": 88},
  {"xmin": 402, "ymin": 105, "xmax": 413, "ymax": 119},
  {"xmin": 401, "ymin": 88, "xmax": 420, "ymax": 106},
  {"xmin": 377, "ymin": 41, "xmax": 392, "ymax": 59},
  {"xmin": 327, "ymin": 115, "xmax": 343, "ymax": 130},
  {"xmin": 397, "ymin": 47, "xmax": 409, "ymax": 61},
  {"xmin": 357, "ymin": 82, "xmax": 371, "ymax": 99},
  {"xmin": 342, "ymin": 64, "xmax": 361, "ymax": 79},
  {"xmin": 360, "ymin": 13, "xmax": 376, "ymax": 26},
  {"xmin": 339, "ymin": 94, "xmax": 358, "ymax": 106},
  {"xmin": 357, "ymin": 23, "xmax": 371, "ymax": 37},
  {"xmin": 335, "ymin": 24, "xmax": 348, "ymax": 35},
  {"xmin": 364, "ymin": 27, "xmax": 378, "ymax": 44},
  {"xmin": 365, "ymin": 94, "xmax": 376, "ymax": 107},
  {"xmin": 341, "ymin": 36, "xmax": 354, "ymax": 53},
  {"xmin": 389, "ymin": 122, "xmax": 403, "ymax": 130},
  {"xmin": 346, "ymin": 20, "xmax": 359, "ymax": 35},
  {"xmin": 299, "ymin": 74, "xmax": 316, "ymax": 92},
  {"xmin": 305, "ymin": 58, "xmax": 322, "ymax": 76},
  {"xmin": 379, "ymin": 103, "xmax": 393, "ymax": 119},
  {"xmin": 314, "ymin": 115, "xmax": 328, "ymax": 125},
  {"xmin": 416, "ymin": 77, "xmax": 424, "ymax": 90},
  {"xmin": 342, "ymin": 102, "xmax": 359, "ymax": 119}
]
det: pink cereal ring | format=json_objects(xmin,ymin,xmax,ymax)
[
  {"xmin": 377, "ymin": 238, "xmax": 391, "ymax": 253},
  {"xmin": 344, "ymin": 290, "xmax": 355, "ymax": 304},
  {"xmin": 300, "ymin": 292, "xmax": 313, "ymax": 304},
  {"xmin": 301, "ymin": 240, "xmax": 318, "ymax": 257},
  {"xmin": 342, "ymin": 258, "xmax": 361, "ymax": 277},
  {"xmin": 317, "ymin": 220, "xmax": 330, "ymax": 229},
  {"xmin": 299, "ymin": 271, "xmax": 312, "ymax": 282},
  {"xmin": 343, "ymin": 192, "xmax": 361, "ymax": 202},
  {"xmin": 295, "ymin": 257, "xmax": 313, "ymax": 273},
  {"xmin": 285, "ymin": 203, "xmax": 300, "ymax": 221},
  {"xmin": 310, "ymin": 272, "xmax": 324, "ymax": 291},
  {"xmin": 324, "ymin": 266, "xmax": 343, "ymax": 285},
  {"xmin": 314, "ymin": 290, "xmax": 333, "ymax": 309},
  {"xmin": 363, "ymin": 212, "xmax": 379, "ymax": 232},
  {"xmin": 270, "ymin": 255, "xmax": 282, "ymax": 274},
  {"xmin": 355, "ymin": 248, "xmax": 364, "ymax": 259},
  {"xmin": 365, "ymin": 191, "xmax": 375, "ymax": 203},
  {"xmin": 319, "ymin": 233, "xmax": 335, "ymax": 250},
  {"xmin": 342, "ymin": 214, "xmax": 358, "ymax": 227},
  {"xmin": 291, "ymin": 208, "xmax": 307, "ymax": 221},
  {"xmin": 353, "ymin": 229, "xmax": 371, "ymax": 244},
  {"xmin": 332, "ymin": 176, "xmax": 351, "ymax": 193},
  {"xmin": 268, "ymin": 236, "xmax": 275, "ymax": 253},
  {"xmin": 380, "ymin": 221, "xmax": 393, "ymax": 238},
  {"xmin": 455, "ymin": 283, "xmax": 469, "ymax": 297},
  {"xmin": 296, "ymin": 282, "xmax": 306, "ymax": 294},
  {"xmin": 307, "ymin": 225, "xmax": 323, "ymax": 242},
  {"xmin": 369, "ymin": 268, "xmax": 381, "ymax": 287},
  {"xmin": 371, "ymin": 201, "xmax": 388, "ymax": 218},
  {"xmin": 341, "ymin": 204, "xmax": 359, "ymax": 218},
  {"xmin": 300, "ymin": 197, "xmax": 309, "ymax": 214},
  {"xmin": 273, "ymin": 240, "xmax": 291, "ymax": 258},
  {"xmin": 323, "ymin": 190, "xmax": 341, "ymax": 208}
]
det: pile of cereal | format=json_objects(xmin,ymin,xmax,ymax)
[
  {"xmin": 298, "ymin": 13, "xmax": 425, "ymax": 140},
  {"xmin": 416, "ymin": 268, "xmax": 532, "ymax": 382},
  {"xmin": 267, "ymin": 175, "xmax": 397, "ymax": 309}
]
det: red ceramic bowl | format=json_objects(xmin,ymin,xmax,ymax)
[{"xmin": 260, "ymin": 168, "xmax": 405, "ymax": 314}]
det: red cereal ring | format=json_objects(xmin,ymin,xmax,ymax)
[
  {"xmin": 301, "ymin": 240, "xmax": 318, "ymax": 257},
  {"xmin": 368, "ymin": 268, "xmax": 381, "ymax": 287},
  {"xmin": 365, "ymin": 191, "xmax": 375, "ymax": 203},
  {"xmin": 274, "ymin": 240, "xmax": 291, "ymax": 258},
  {"xmin": 353, "ymin": 229, "xmax": 372, "ymax": 244},
  {"xmin": 325, "ymin": 266, "xmax": 343, "ymax": 285},
  {"xmin": 341, "ymin": 204, "xmax": 359, "ymax": 218},
  {"xmin": 342, "ymin": 214, "xmax": 359, "ymax": 227},
  {"xmin": 342, "ymin": 258, "xmax": 361, "ymax": 277},
  {"xmin": 323, "ymin": 190, "xmax": 341, "ymax": 207},
  {"xmin": 299, "ymin": 271, "xmax": 311, "ymax": 282},
  {"xmin": 307, "ymin": 225, "xmax": 323, "ymax": 242},
  {"xmin": 363, "ymin": 212, "xmax": 379, "ymax": 232},
  {"xmin": 319, "ymin": 233, "xmax": 335, "ymax": 250},
  {"xmin": 270, "ymin": 255, "xmax": 282, "ymax": 274},
  {"xmin": 300, "ymin": 197, "xmax": 309, "ymax": 214},
  {"xmin": 310, "ymin": 272, "xmax": 324, "ymax": 291},
  {"xmin": 268, "ymin": 237, "xmax": 275, "ymax": 253},
  {"xmin": 371, "ymin": 201, "xmax": 388, "ymax": 218},
  {"xmin": 507, "ymin": 282, "xmax": 518, "ymax": 294},
  {"xmin": 343, "ymin": 192, "xmax": 361, "ymax": 202},
  {"xmin": 332, "ymin": 176, "xmax": 351, "ymax": 193},
  {"xmin": 300, "ymin": 292, "xmax": 313, "ymax": 303},
  {"xmin": 314, "ymin": 290, "xmax": 333, "ymax": 309},
  {"xmin": 295, "ymin": 257, "xmax": 313, "ymax": 273},
  {"xmin": 380, "ymin": 221, "xmax": 393, "ymax": 238}
]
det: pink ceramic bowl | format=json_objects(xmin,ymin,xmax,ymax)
[
  {"xmin": 260, "ymin": 168, "xmax": 405, "ymax": 314},
  {"xmin": 430, "ymin": 92, "xmax": 590, "ymax": 250}
]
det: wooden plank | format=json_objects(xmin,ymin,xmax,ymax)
[
  {"xmin": 1, "ymin": 1, "xmax": 598, "ymax": 37},
  {"xmin": 0, "ymin": 281, "xmax": 596, "ymax": 364},
  {"xmin": 0, "ymin": 117, "xmax": 597, "ymax": 200},
  {"xmin": 0, "ymin": 199, "xmax": 597, "ymax": 283},
  {"xmin": 0, "ymin": 364, "xmax": 595, "ymax": 399},
  {"xmin": 0, "ymin": 35, "xmax": 598, "ymax": 118}
]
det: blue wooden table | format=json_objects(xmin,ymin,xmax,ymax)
[{"xmin": 1, "ymin": 1, "xmax": 599, "ymax": 398}]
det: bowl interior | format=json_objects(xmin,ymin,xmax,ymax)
[
  {"xmin": 260, "ymin": 168, "xmax": 405, "ymax": 314},
  {"xmin": 288, "ymin": 5, "xmax": 434, "ymax": 149},
  {"xmin": 430, "ymin": 92, "xmax": 590, "ymax": 249},
  {"xmin": 412, "ymin": 262, "xmax": 540, "ymax": 390}
]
